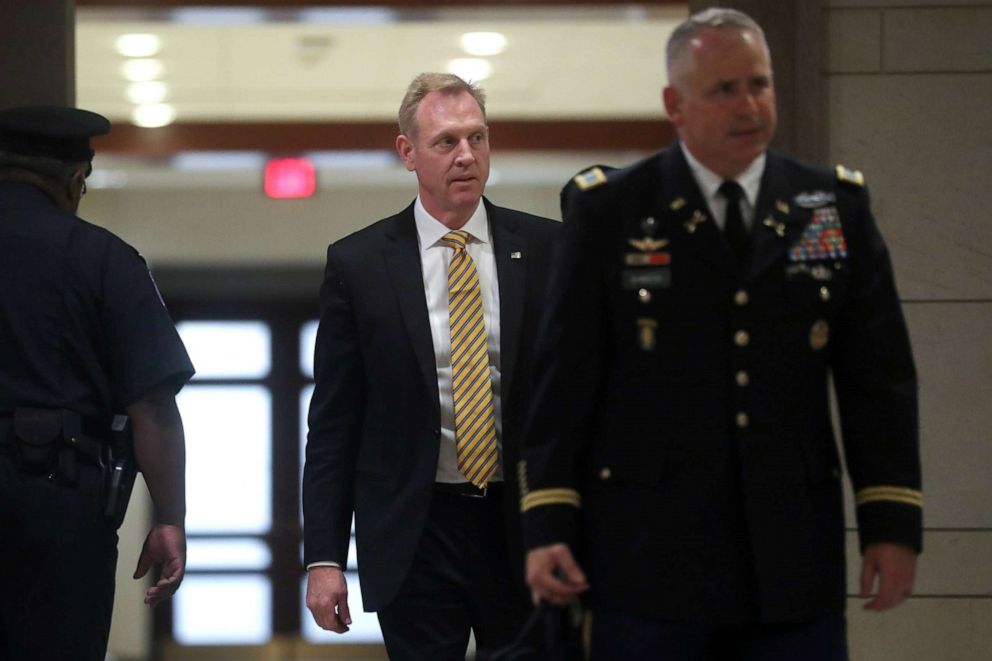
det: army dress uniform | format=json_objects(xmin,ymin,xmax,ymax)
[
  {"xmin": 0, "ymin": 108, "xmax": 193, "ymax": 660},
  {"xmin": 519, "ymin": 144, "xmax": 921, "ymax": 625}
]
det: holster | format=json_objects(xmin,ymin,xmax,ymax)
[{"xmin": 103, "ymin": 414, "xmax": 137, "ymax": 529}]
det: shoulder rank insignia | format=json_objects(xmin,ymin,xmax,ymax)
[
  {"xmin": 835, "ymin": 165, "xmax": 864, "ymax": 186},
  {"xmin": 574, "ymin": 167, "xmax": 608, "ymax": 191}
]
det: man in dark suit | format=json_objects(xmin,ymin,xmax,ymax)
[
  {"xmin": 303, "ymin": 73, "xmax": 559, "ymax": 659},
  {"xmin": 520, "ymin": 9, "xmax": 921, "ymax": 660}
]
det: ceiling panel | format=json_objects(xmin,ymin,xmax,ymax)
[{"xmin": 76, "ymin": 5, "xmax": 685, "ymax": 123}]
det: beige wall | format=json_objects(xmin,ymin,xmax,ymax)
[{"xmin": 827, "ymin": 1, "xmax": 992, "ymax": 659}]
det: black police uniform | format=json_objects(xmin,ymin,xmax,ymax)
[
  {"xmin": 519, "ymin": 144, "xmax": 921, "ymax": 629},
  {"xmin": 0, "ymin": 107, "xmax": 194, "ymax": 660}
]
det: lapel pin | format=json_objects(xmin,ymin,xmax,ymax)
[
  {"xmin": 683, "ymin": 209, "xmax": 707, "ymax": 234},
  {"xmin": 510, "ymin": 251, "xmax": 522, "ymax": 259}
]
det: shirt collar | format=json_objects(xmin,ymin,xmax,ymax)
[
  {"xmin": 414, "ymin": 196, "xmax": 490, "ymax": 252},
  {"xmin": 679, "ymin": 143, "xmax": 766, "ymax": 209}
]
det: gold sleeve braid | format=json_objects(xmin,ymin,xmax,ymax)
[
  {"xmin": 521, "ymin": 488, "xmax": 581, "ymax": 513},
  {"xmin": 855, "ymin": 485, "xmax": 923, "ymax": 508}
]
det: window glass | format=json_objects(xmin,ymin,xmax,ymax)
[
  {"xmin": 299, "ymin": 320, "xmax": 318, "ymax": 378},
  {"xmin": 187, "ymin": 539, "xmax": 272, "ymax": 571},
  {"xmin": 174, "ymin": 575, "xmax": 272, "ymax": 645},
  {"xmin": 177, "ymin": 320, "xmax": 271, "ymax": 378},
  {"xmin": 179, "ymin": 385, "xmax": 272, "ymax": 533}
]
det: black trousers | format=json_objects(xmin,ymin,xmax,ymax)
[
  {"xmin": 0, "ymin": 453, "xmax": 118, "ymax": 661},
  {"xmin": 376, "ymin": 483, "xmax": 532, "ymax": 661},
  {"xmin": 590, "ymin": 609, "xmax": 848, "ymax": 661}
]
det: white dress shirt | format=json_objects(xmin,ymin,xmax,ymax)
[
  {"xmin": 680, "ymin": 143, "xmax": 766, "ymax": 230},
  {"xmin": 414, "ymin": 196, "xmax": 504, "ymax": 484}
]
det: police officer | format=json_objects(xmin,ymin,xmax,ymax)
[
  {"xmin": 0, "ymin": 106, "xmax": 194, "ymax": 661},
  {"xmin": 520, "ymin": 9, "xmax": 920, "ymax": 660}
]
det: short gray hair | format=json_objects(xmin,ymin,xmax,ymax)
[
  {"xmin": 397, "ymin": 72, "xmax": 487, "ymax": 137},
  {"xmin": 666, "ymin": 8, "xmax": 767, "ymax": 89}
]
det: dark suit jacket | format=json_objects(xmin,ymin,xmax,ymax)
[
  {"xmin": 520, "ymin": 145, "xmax": 921, "ymax": 624},
  {"xmin": 304, "ymin": 197, "xmax": 559, "ymax": 611}
]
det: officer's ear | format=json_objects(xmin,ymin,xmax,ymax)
[{"xmin": 65, "ymin": 167, "xmax": 87, "ymax": 213}]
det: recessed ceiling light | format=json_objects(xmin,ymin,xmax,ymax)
[
  {"xmin": 460, "ymin": 32, "xmax": 506, "ymax": 57},
  {"xmin": 115, "ymin": 33, "xmax": 162, "ymax": 58},
  {"xmin": 126, "ymin": 81, "xmax": 168, "ymax": 105},
  {"xmin": 121, "ymin": 59, "xmax": 164, "ymax": 82},
  {"xmin": 447, "ymin": 58, "xmax": 493, "ymax": 83},
  {"xmin": 132, "ymin": 104, "xmax": 176, "ymax": 128}
]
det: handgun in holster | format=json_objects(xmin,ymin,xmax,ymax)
[{"xmin": 103, "ymin": 414, "xmax": 137, "ymax": 529}]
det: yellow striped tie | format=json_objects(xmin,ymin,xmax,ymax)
[{"xmin": 440, "ymin": 230, "xmax": 498, "ymax": 488}]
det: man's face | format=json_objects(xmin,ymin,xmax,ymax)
[
  {"xmin": 396, "ymin": 90, "xmax": 490, "ymax": 228},
  {"xmin": 663, "ymin": 27, "xmax": 777, "ymax": 179}
]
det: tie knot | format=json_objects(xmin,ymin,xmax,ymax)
[
  {"xmin": 441, "ymin": 230, "xmax": 471, "ymax": 251},
  {"xmin": 719, "ymin": 180, "xmax": 744, "ymax": 203}
]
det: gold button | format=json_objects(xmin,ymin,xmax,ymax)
[
  {"xmin": 820, "ymin": 286, "xmax": 830, "ymax": 302},
  {"xmin": 734, "ymin": 330, "xmax": 749, "ymax": 347},
  {"xmin": 735, "ymin": 370, "xmax": 749, "ymax": 387},
  {"xmin": 736, "ymin": 412, "xmax": 749, "ymax": 428},
  {"xmin": 638, "ymin": 288, "xmax": 652, "ymax": 304},
  {"xmin": 599, "ymin": 467, "xmax": 612, "ymax": 481},
  {"xmin": 734, "ymin": 290, "xmax": 749, "ymax": 306}
]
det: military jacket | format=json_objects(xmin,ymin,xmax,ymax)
[{"xmin": 519, "ymin": 145, "xmax": 921, "ymax": 624}]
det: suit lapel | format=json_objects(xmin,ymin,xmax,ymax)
[
  {"xmin": 383, "ymin": 204, "xmax": 440, "ymax": 414},
  {"xmin": 486, "ymin": 199, "xmax": 525, "ymax": 402},
  {"xmin": 748, "ymin": 153, "xmax": 805, "ymax": 281},
  {"xmin": 660, "ymin": 146, "xmax": 737, "ymax": 278}
]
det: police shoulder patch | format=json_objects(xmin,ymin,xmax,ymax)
[
  {"xmin": 573, "ymin": 166, "xmax": 609, "ymax": 191},
  {"xmin": 835, "ymin": 164, "xmax": 865, "ymax": 187}
]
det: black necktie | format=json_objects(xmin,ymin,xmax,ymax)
[{"xmin": 719, "ymin": 180, "xmax": 749, "ymax": 268}]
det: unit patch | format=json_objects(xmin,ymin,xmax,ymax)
[{"xmin": 789, "ymin": 207, "xmax": 848, "ymax": 262}]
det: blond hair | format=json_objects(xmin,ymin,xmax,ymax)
[{"xmin": 397, "ymin": 73, "xmax": 487, "ymax": 137}]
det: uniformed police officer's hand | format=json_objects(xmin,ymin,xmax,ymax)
[
  {"xmin": 526, "ymin": 543, "xmax": 589, "ymax": 606},
  {"xmin": 133, "ymin": 523, "xmax": 186, "ymax": 607},
  {"xmin": 860, "ymin": 542, "xmax": 917, "ymax": 611},
  {"xmin": 306, "ymin": 566, "xmax": 352, "ymax": 633}
]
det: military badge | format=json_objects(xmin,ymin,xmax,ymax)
[
  {"xmin": 628, "ymin": 237, "xmax": 669, "ymax": 253},
  {"xmin": 809, "ymin": 320, "xmax": 830, "ymax": 350},
  {"xmin": 793, "ymin": 190, "xmax": 837, "ymax": 209},
  {"xmin": 789, "ymin": 206, "xmax": 848, "ymax": 262},
  {"xmin": 775, "ymin": 200, "xmax": 790, "ymax": 214},
  {"xmin": 761, "ymin": 216, "xmax": 786, "ymax": 238},
  {"xmin": 683, "ymin": 209, "xmax": 707, "ymax": 234},
  {"xmin": 637, "ymin": 318, "xmax": 658, "ymax": 351},
  {"xmin": 670, "ymin": 197, "xmax": 687, "ymax": 211}
]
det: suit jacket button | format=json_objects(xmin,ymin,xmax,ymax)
[
  {"xmin": 599, "ymin": 467, "xmax": 612, "ymax": 481},
  {"xmin": 734, "ymin": 289, "xmax": 749, "ymax": 306},
  {"xmin": 734, "ymin": 330, "xmax": 750, "ymax": 347},
  {"xmin": 735, "ymin": 412, "xmax": 749, "ymax": 429}
]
